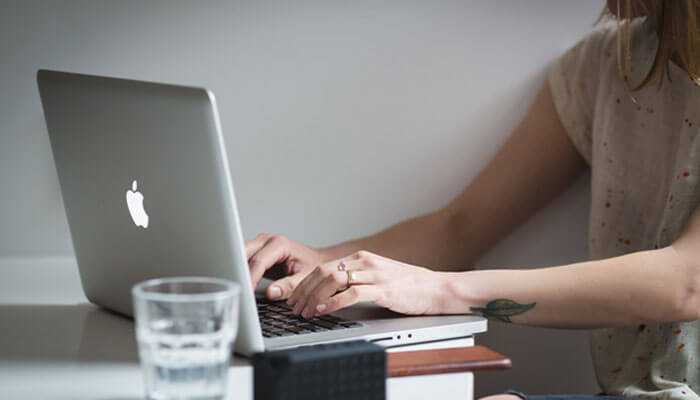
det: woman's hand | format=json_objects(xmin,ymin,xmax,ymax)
[
  {"xmin": 287, "ymin": 251, "xmax": 454, "ymax": 319},
  {"xmin": 245, "ymin": 233, "xmax": 326, "ymax": 301}
]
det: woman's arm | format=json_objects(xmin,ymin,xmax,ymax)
[
  {"xmin": 450, "ymin": 244, "xmax": 700, "ymax": 328},
  {"xmin": 468, "ymin": 206, "xmax": 700, "ymax": 328},
  {"xmin": 290, "ymin": 212, "xmax": 700, "ymax": 325},
  {"xmin": 321, "ymin": 82, "xmax": 587, "ymax": 270},
  {"xmin": 246, "ymin": 80, "xmax": 585, "ymax": 299}
]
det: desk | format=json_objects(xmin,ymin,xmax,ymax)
[{"xmin": 0, "ymin": 258, "xmax": 491, "ymax": 400}]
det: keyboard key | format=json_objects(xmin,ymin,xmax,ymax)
[
  {"xmin": 298, "ymin": 324, "xmax": 319, "ymax": 332},
  {"xmin": 311, "ymin": 320, "xmax": 340, "ymax": 330},
  {"xmin": 318, "ymin": 315, "xmax": 343, "ymax": 323},
  {"xmin": 284, "ymin": 326, "xmax": 306, "ymax": 334},
  {"xmin": 256, "ymin": 297, "xmax": 362, "ymax": 336}
]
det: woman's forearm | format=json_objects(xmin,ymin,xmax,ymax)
[
  {"xmin": 319, "ymin": 209, "xmax": 483, "ymax": 270},
  {"xmin": 320, "ymin": 83, "xmax": 586, "ymax": 271},
  {"xmin": 444, "ymin": 246, "xmax": 700, "ymax": 328}
]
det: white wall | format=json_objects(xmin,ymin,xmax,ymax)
[{"xmin": 0, "ymin": 0, "xmax": 603, "ymax": 395}]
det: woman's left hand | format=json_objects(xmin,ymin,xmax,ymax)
[{"xmin": 286, "ymin": 251, "xmax": 454, "ymax": 319}]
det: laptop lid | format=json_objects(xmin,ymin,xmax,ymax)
[{"xmin": 37, "ymin": 69, "xmax": 265, "ymax": 355}]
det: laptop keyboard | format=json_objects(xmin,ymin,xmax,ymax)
[{"xmin": 256, "ymin": 297, "xmax": 363, "ymax": 338}]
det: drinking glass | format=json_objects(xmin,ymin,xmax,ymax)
[{"xmin": 132, "ymin": 277, "xmax": 240, "ymax": 400}]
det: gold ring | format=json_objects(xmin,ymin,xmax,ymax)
[
  {"xmin": 337, "ymin": 261, "xmax": 347, "ymax": 271},
  {"xmin": 346, "ymin": 270, "xmax": 357, "ymax": 287}
]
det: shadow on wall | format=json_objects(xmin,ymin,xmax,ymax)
[{"xmin": 477, "ymin": 319, "xmax": 599, "ymax": 396}]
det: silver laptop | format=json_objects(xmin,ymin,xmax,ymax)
[{"xmin": 37, "ymin": 69, "xmax": 486, "ymax": 356}]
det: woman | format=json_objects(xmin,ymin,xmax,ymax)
[{"xmin": 246, "ymin": 1, "xmax": 700, "ymax": 399}]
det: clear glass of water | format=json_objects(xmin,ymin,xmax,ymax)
[{"xmin": 132, "ymin": 277, "xmax": 240, "ymax": 400}]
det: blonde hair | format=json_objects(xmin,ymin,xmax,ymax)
[{"xmin": 602, "ymin": 0, "xmax": 700, "ymax": 90}]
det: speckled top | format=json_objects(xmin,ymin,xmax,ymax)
[{"xmin": 549, "ymin": 19, "xmax": 700, "ymax": 400}]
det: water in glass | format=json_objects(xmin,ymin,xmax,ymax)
[{"xmin": 133, "ymin": 277, "xmax": 240, "ymax": 400}]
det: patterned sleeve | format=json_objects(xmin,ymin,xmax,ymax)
[{"xmin": 548, "ymin": 27, "xmax": 611, "ymax": 165}]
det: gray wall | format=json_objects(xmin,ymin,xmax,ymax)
[{"xmin": 1, "ymin": 0, "xmax": 603, "ymax": 395}]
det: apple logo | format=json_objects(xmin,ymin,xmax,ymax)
[{"xmin": 126, "ymin": 180, "xmax": 149, "ymax": 228}]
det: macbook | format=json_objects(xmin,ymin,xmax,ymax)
[{"xmin": 37, "ymin": 69, "xmax": 486, "ymax": 356}]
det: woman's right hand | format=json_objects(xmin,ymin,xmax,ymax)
[{"xmin": 245, "ymin": 233, "xmax": 326, "ymax": 301}]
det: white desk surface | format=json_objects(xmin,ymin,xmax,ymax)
[{"xmin": 0, "ymin": 258, "xmax": 475, "ymax": 400}]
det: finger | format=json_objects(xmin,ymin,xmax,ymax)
[
  {"xmin": 318, "ymin": 285, "xmax": 383, "ymax": 315},
  {"xmin": 288, "ymin": 265, "xmax": 325, "ymax": 313},
  {"xmin": 266, "ymin": 274, "xmax": 303, "ymax": 301},
  {"xmin": 245, "ymin": 233, "xmax": 269, "ymax": 258},
  {"xmin": 299, "ymin": 271, "xmax": 350, "ymax": 319},
  {"xmin": 294, "ymin": 266, "xmax": 377, "ymax": 318},
  {"xmin": 287, "ymin": 257, "xmax": 347, "ymax": 307},
  {"xmin": 287, "ymin": 256, "xmax": 362, "ymax": 310},
  {"xmin": 337, "ymin": 258, "xmax": 369, "ymax": 271},
  {"xmin": 302, "ymin": 269, "xmax": 378, "ymax": 318},
  {"xmin": 248, "ymin": 240, "xmax": 288, "ymax": 289}
]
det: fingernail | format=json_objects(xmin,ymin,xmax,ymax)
[
  {"xmin": 316, "ymin": 304, "xmax": 327, "ymax": 313},
  {"xmin": 268, "ymin": 286, "xmax": 281, "ymax": 299}
]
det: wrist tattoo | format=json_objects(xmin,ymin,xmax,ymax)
[{"xmin": 470, "ymin": 299, "xmax": 536, "ymax": 323}]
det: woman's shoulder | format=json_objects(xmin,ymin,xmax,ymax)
[{"xmin": 558, "ymin": 18, "xmax": 654, "ymax": 86}]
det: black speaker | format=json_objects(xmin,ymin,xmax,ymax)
[{"xmin": 253, "ymin": 340, "xmax": 386, "ymax": 400}]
